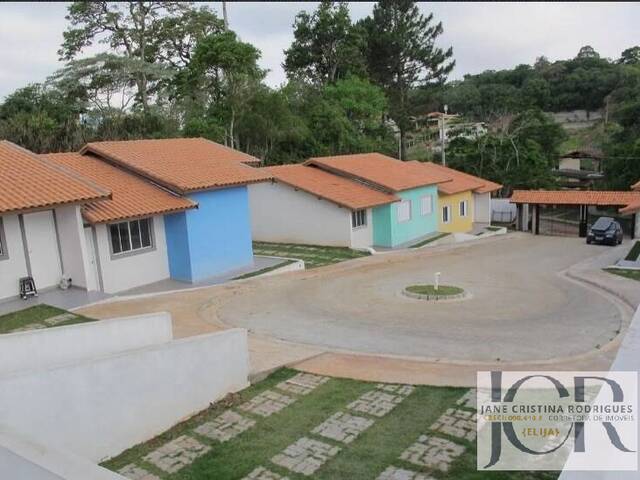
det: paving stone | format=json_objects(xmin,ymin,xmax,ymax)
[
  {"xmin": 312, "ymin": 411, "xmax": 374, "ymax": 444},
  {"xmin": 276, "ymin": 372, "xmax": 329, "ymax": 395},
  {"xmin": 242, "ymin": 466, "xmax": 289, "ymax": 479},
  {"xmin": 117, "ymin": 464, "xmax": 160, "ymax": 480},
  {"xmin": 376, "ymin": 465, "xmax": 436, "ymax": 480},
  {"xmin": 430, "ymin": 408, "xmax": 477, "ymax": 442},
  {"xmin": 400, "ymin": 435, "xmax": 465, "ymax": 472},
  {"xmin": 194, "ymin": 410, "xmax": 255, "ymax": 442},
  {"xmin": 43, "ymin": 312, "xmax": 78, "ymax": 326},
  {"xmin": 271, "ymin": 437, "xmax": 340, "ymax": 476},
  {"xmin": 456, "ymin": 389, "xmax": 477, "ymax": 409},
  {"xmin": 143, "ymin": 435, "xmax": 210, "ymax": 474},
  {"xmin": 376, "ymin": 384, "xmax": 415, "ymax": 396},
  {"xmin": 239, "ymin": 390, "xmax": 296, "ymax": 417},
  {"xmin": 347, "ymin": 390, "xmax": 405, "ymax": 417}
]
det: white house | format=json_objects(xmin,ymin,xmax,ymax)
[
  {"xmin": 45, "ymin": 152, "xmax": 196, "ymax": 294},
  {"xmin": 0, "ymin": 141, "xmax": 110, "ymax": 302},
  {"xmin": 249, "ymin": 164, "xmax": 399, "ymax": 248}
]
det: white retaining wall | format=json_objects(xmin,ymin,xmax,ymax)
[
  {"xmin": 0, "ymin": 327, "xmax": 249, "ymax": 462},
  {"xmin": 0, "ymin": 431, "xmax": 124, "ymax": 480},
  {"xmin": 0, "ymin": 312, "xmax": 172, "ymax": 376},
  {"xmin": 249, "ymin": 181, "xmax": 358, "ymax": 247}
]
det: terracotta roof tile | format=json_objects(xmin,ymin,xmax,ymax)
[
  {"xmin": 0, "ymin": 141, "xmax": 110, "ymax": 215},
  {"xmin": 632, "ymin": 180, "xmax": 640, "ymax": 191},
  {"xmin": 45, "ymin": 153, "xmax": 196, "ymax": 224},
  {"xmin": 81, "ymin": 138, "xmax": 270, "ymax": 194},
  {"xmin": 511, "ymin": 190, "xmax": 640, "ymax": 213},
  {"xmin": 264, "ymin": 164, "xmax": 399, "ymax": 210},
  {"xmin": 306, "ymin": 153, "xmax": 451, "ymax": 192},
  {"xmin": 620, "ymin": 198, "xmax": 640, "ymax": 214},
  {"xmin": 408, "ymin": 161, "xmax": 501, "ymax": 195}
]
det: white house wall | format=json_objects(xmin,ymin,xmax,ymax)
[
  {"xmin": 94, "ymin": 215, "xmax": 170, "ymax": 294},
  {"xmin": 0, "ymin": 214, "xmax": 29, "ymax": 301},
  {"xmin": 249, "ymin": 181, "xmax": 354, "ymax": 247},
  {"xmin": 473, "ymin": 192, "xmax": 492, "ymax": 223},
  {"xmin": 54, "ymin": 205, "xmax": 91, "ymax": 289}
]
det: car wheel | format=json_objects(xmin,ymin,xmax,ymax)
[{"xmin": 586, "ymin": 238, "xmax": 592, "ymax": 244}]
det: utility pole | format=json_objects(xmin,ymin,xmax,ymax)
[
  {"xmin": 440, "ymin": 105, "xmax": 448, "ymax": 166},
  {"xmin": 222, "ymin": 2, "xmax": 229, "ymax": 30}
]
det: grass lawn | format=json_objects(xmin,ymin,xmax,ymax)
[
  {"xmin": 409, "ymin": 232, "xmax": 450, "ymax": 248},
  {"xmin": 625, "ymin": 241, "xmax": 640, "ymax": 262},
  {"xmin": 233, "ymin": 259, "xmax": 297, "ymax": 280},
  {"xmin": 103, "ymin": 368, "xmax": 558, "ymax": 480},
  {"xmin": 0, "ymin": 304, "xmax": 95, "ymax": 334},
  {"xmin": 406, "ymin": 284, "xmax": 464, "ymax": 296},
  {"xmin": 604, "ymin": 268, "xmax": 640, "ymax": 282},
  {"xmin": 253, "ymin": 242, "xmax": 369, "ymax": 269}
]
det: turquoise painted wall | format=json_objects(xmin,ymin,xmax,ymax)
[
  {"xmin": 372, "ymin": 185, "xmax": 439, "ymax": 247},
  {"xmin": 165, "ymin": 186, "xmax": 254, "ymax": 282}
]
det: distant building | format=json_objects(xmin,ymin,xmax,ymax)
[{"xmin": 554, "ymin": 148, "xmax": 605, "ymax": 189}]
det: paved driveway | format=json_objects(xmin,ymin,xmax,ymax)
[{"xmin": 218, "ymin": 234, "xmax": 629, "ymax": 363}]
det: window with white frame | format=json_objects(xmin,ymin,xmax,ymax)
[
  {"xmin": 442, "ymin": 205, "xmax": 451, "ymax": 224},
  {"xmin": 420, "ymin": 195, "xmax": 433, "ymax": 216},
  {"xmin": 351, "ymin": 209, "xmax": 367, "ymax": 228},
  {"xmin": 0, "ymin": 218, "xmax": 7, "ymax": 259},
  {"xmin": 397, "ymin": 200, "xmax": 411, "ymax": 222},
  {"xmin": 109, "ymin": 218, "xmax": 153, "ymax": 255},
  {"xmin": 459, "ymin": 200, "xmax": 468, "ymax": 217}
]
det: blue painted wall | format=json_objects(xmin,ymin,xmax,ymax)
[
  {"xmin": 164, "ymin": 186, "xmax": 254, "ymax": 282},
  {"xmin": 372, "ymin": 185, "xmax": 439, "ymax": 247}
]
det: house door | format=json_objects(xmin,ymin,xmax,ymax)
[
  {"xmin": 83, "ymin": 226, "xmax": 100, "ymax": 291},
  {"xmin": 22, "ymin": 210, "xmax": 62, "ymax": 289}
]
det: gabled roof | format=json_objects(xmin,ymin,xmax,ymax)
[
  {"xmin": 511, "ymin": 190, "xmax": 640, "ymax": 213},
  {"xmin": 632, "ymin": 180, "xmax": 640, "ymax": 191},
  {"xmin": 305, "ymin": 153, "xmax": 451, "ymax": 193},
  {"xmin": 264, "ymin": 164, "xmax": 399, "ymax": 210},
  {"xmin": 620, "ymin": 198, "xmax": 640, "ymax": 214},
  {"xmin": 80, "ymin": 138, "xmax": 270, "ymax": 194},
  {"xmin": 45, "ymin": 153, "xmax": 197, "ymax": 224},
  {"xmin": 0, "ymin": 141, "xmax": 110, "ymax": 215},
  {"xmin": 408, "ymin": 161, "xmax": 502, "ymax": 195}
]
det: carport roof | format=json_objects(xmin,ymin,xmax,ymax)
[
  {"xmin": 45, "ymin": 152, "xmax": 197, "ymax": 224},
  {"xmin": 0, "ymin": 141, "xmax": 110, "ymax": 215},
  {"xmin": 511, "ymin": 189, "xmax": 640, "ymax": 213},
  {"xmin": 264, "ymin": 164, "xmax": 399, "ymax": 210}
]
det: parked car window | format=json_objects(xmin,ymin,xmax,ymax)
[
  {"xmin": 109, "ymin": 218, "xmax": 153, "ymax": 255},
  {"xmin": 351, "ymin": 210, "xmax": 367, "ymax": 229}
]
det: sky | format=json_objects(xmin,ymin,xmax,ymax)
[{"xmin": 1, "ymin": 2, "xmax": 639, "ymax": 100}]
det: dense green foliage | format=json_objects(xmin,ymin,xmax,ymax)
[{"xmin": 1, "ymin": 2, "xmax": 639, "ymax": 193}]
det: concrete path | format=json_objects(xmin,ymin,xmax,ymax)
[{"xmin": 75, "ymin": 234, "xmax": 638, "ymax": 386}]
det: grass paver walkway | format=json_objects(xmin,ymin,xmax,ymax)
[
  {"xmin": 0, "ymin": 304, "xmax": 95, "ymax": 334},
  {"xmin": 104, "ymin": 368, "xmax": 559, "ymax": 480},
  {"xmin": 252, "ymin": 242, "xmax": 369, "ymax": 269}
]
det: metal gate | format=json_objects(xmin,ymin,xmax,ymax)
[{"xmin": 538, "ymin": 205, "xmax": 581, "ymax": 237}]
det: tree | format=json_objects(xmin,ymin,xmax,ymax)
[
  {"xmin": 362, "ymin": 0, "xmax": 454, "ymax": 160},
  {"xmin": 284, "ymin": 1, "xmax": 365, "ymax": 85},
  {"xmin": 180, "ymin": 30, "xmax": 264, "ymax": 149},
  {"xmin": 576, "ymin": 45, "xmax": 600, "ymax": 60},
  {"xmin": 619, "ymin": 46, "xmax": 640, "ymax": 65},
  {"xmin": 60, "ymin": 2, "xmax": 220, "ymax": 114}
]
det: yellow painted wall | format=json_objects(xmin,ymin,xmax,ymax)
[{"xmin": 437, "ymin": 190, "xmax": 474, "ymax": 233}]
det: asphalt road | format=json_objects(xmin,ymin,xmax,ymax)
[{"xmin": 218, "ymin": 234, "xmax": 628, "ymax": 362}]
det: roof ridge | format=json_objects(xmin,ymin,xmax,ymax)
[{"xmin": 39, "ymin": 153, "xmax": 112, "ymax": 199}]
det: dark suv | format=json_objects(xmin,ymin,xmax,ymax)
[{"xmin": 586, "ymin": 217, "xmax": 623, "ymax": 245}]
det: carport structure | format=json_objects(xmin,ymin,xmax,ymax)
[{"xmin": 511, "ymin": 189, "xmax": 640, "ymax": 239}]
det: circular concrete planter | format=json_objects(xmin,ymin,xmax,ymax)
[{"xmin": 402, "ymin": 285, "xmax": 466, "ymax": 301}]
